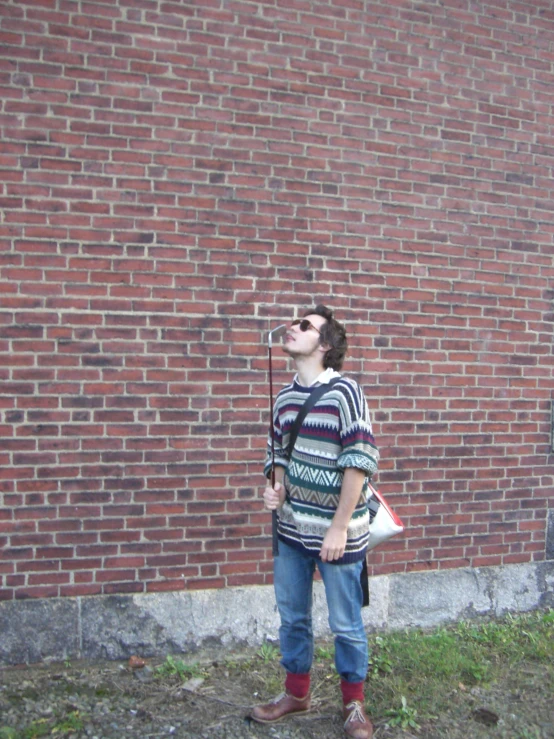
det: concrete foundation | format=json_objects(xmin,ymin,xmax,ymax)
[{"xmin": 2, "ymin": 561, "xmax": 553, "ymax": 665}]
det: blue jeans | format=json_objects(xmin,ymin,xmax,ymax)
[{"xmin": 274, "ymin": 540, "xmax": 368, "ymax": 684}]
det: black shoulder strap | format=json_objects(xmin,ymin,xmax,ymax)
[{"xmin": 287, "ymin": 377, "xmax": 342, "ymax": 458}]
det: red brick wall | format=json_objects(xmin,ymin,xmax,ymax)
[{"xmin": 1, "ymin": 0, "xmax": 553, "ymax": 601}]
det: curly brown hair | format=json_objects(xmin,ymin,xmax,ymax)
[{"xmin": 304, "ymin": 304, "xmax": 348, "ymax": 371}]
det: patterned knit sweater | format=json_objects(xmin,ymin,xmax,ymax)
[{"xmin": 264, "ymin": 373, "xmax": 379, "ymax": 563}]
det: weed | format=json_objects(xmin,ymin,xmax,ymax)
[
  {"xmin": 462, "ymin": 660, "xmax": 490, "ymax": 683},
  {"xmin": 367, "ymin": 636, "xmax": 392, "ymax": 677},
  {"xmin": 315, "ymin": 643, "xmax": 334, "ymax": 661},
  {"xmin": 22, "ymin": 719, "xmax": 49, "ymax": 739},
  {"xmin": 223, "ymin": 656, "xmax": 252, "ymax": 672},
  {"xmin": 385, "ymin": 695, "xmax": 421, "ymax": 731},
  {"xmin": 256, "ymin": 642, "xmax": 280, "ymax": 663},
  {"xmin": 516, "ymin": 728, "xmax": 542, "ymax": 739},
  {"xmin": 220, "ymin": 650, "xmax": 255, "ymax": 672},
  {"xmin": 52, "ymin": 710, "xmax": 85, "ymax": 735},
  {"xmin": 155, "ymin": 655, "xmax": 204, "ymax": 681},
  {"xmin": 1, "ymin": 710, "xmax": 87, "ymax": 739}
]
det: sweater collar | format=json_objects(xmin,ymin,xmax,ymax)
[{"xmin": 293, "ymin": 367, "xmax": 342, "ymax": 388}]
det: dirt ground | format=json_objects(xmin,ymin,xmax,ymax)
[{"xmin": 1, "ymin": 644, "xmax": 552, "ymax": 739}]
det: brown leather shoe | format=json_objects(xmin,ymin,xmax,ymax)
[
  {"xmin": 250, "ymin": 690, "xmax": 311, "ymax": 723},
  {"xmin": 343, "ymin": 700, "xmax": 373, "ymax": 739}
]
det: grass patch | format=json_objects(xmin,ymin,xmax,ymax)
[
  {"xmin": 51, "ymin": 710, "xmax": 85, "ymax": 735},
  {"xmin": 364, "ymin": 609, "xmax": 554, "ymax": 722},
  {"xmin": 0, "ymin": 710, "xmax": 86, "ymax": 739}
]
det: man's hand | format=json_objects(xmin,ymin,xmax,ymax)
[
  {"xmin": 263, "ymin": 481, "xmax": 286, "ymax": 510},
  {"xmin": 320, "ymin": 525, "xmax": 348, "ymax": 562},
  {"xmin": 319, "ymin": 468, "xmax": 366, "ymax": 562}
]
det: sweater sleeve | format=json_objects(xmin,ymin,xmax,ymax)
[
  {"xmin": 263, "ymin": 401, "xmax": 290, "ymax": 479},
  {"xmin": 336, "ymin": 380, "xmax": 379, "ymax": 477}
]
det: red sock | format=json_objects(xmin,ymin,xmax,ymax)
[
  {"xmin": 341, "ymin": 679, "xmax": 364, "ymax": 705},
  {"xmin": 285, "ymin": 672, "xmax": 310, "ymax": 698}
]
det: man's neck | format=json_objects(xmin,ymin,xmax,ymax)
[{"xmin": 295, "ymin": 357, "xmax": 326, "ymax": 387}]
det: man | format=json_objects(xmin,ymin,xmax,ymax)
[{"xmin": 251, "ymin": 305, "xmax": 379, "ymax": 739}]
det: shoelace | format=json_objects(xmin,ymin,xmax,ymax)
[
  {"xmin": 271, "ymin": 691, "xmax": 306, "ymax": 705},
  {"xmin": 345, "ymin": 701, "xmax": 367, "ymax": 725}
]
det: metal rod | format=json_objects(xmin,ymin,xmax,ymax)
[{"xmin": 267, "ymin": 324, "xmax": 286, "ymax": 556}]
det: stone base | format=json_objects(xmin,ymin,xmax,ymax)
[{"xmin": 1, "ymin": 561, "xmax": 553, "ymax": 665}]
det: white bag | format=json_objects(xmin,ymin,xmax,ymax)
[{"xmin": 366, "ymin": 483, "xmax": 404, "ymax": 551}]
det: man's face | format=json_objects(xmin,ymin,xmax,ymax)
[{"xmin": 282, "ymin": 313, "xmax": 327, "ymax": 361}]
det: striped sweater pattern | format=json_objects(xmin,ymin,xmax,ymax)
[{"xmin": 264, "ymin": 376, "xmax": 379, "ymax": 564}]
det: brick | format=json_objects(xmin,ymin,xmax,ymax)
[
  {"xmin": 59, "ymin": 584, "xmax": 103, "ymax": 597},
  {"xmin": 102, "ymin": 582, "xmax": 144, "ymax": 594}
]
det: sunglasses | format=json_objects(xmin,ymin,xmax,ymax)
[{"xmin": 291, "ymin": 318, "xmax": 321, "ymax": 335}]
